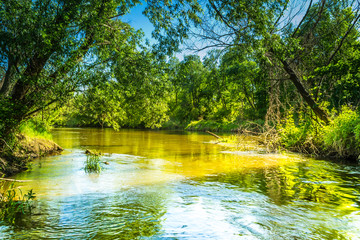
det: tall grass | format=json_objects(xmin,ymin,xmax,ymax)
[{"xmin": 0, "ymin": 181, "xmax": 36, "ymax": 224}]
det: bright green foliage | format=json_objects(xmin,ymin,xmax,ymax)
[
  {"xmin": 19, "ymin": 120, "xmax": 52, "ymax": 140},
  {"xmin": 0, "ymin": 0, "xmax": 142, "ymax": 140},
  {"xmin": 323, "ymin": 107, "xmax": 360, "ymax": 157},
  {"xmin": 68, "ymin": 82, "xmax": 126, "ymax": 130},
  {"xmin": 169, "ymin": 55, "xmax": 210, "ymax": 121},
  {"xmin": 58, "ymin": 49, "xmax": 171, "ymax": 129},
  {"xmin": 1, "ymin": 0, "xmax": 360, "ymax": 161},
  {"xmin": 278, "ymin": 107, "xmax": 360, "ymax": 158},
  {"xmin": 278, "ymin": 112, "xmax": 321, "ymax": 153},
  {"xmin": 0, "ymin": 182, "xmax": 36, "ymax": 225}
]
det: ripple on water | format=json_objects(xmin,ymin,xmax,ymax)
[{"xmin": 2, "ymin": 129, "xmax": 360, "ymax": 239}]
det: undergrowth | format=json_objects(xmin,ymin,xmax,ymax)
[
  {"xmin": 277, "ymin": 106, "xmax": 360, "ymax": 159},
  {"xmin": 19, "ymin": 120, "xmax": 52, "ymax": 140}
]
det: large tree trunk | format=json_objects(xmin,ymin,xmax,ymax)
[{"xmin": 281, "ymin": 59, "xmax": 329, "ymax": 124}]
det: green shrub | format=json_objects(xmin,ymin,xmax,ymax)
[
  {"xmin": 278, "ymin": 111, "xmax": 322, "ymax": 154},
  {"xmin": 323, "ymin": 107, "xmax": 360, "ymax": 157}
]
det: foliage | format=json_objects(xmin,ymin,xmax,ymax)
[
  {"xmin": 323, "ymin": 107, "xmax": 360, "ymax": 157},
  {"xmin": 0, "ymin": 181, "xmax": 36, "ymax": 225},
  {"xmin": 1, "ymin": 0, "xmax": 360, "ymax": 162},
  {"xmin": 278, "ymin": 111, "xmax": 322, "ymax": 154},
  {"xmin": 19, "ymin": 120, "xmax": 52, "ymax": 140},
  {"xmin": 277, "ymin": 107, "xmax": 360, "ymax": 159},
  {"xmin": 84, "ymin": 154, "xmax": 102, "ymax": 173},
  {"xmin": 0, "ymin": 0, "xmax": 143, "ymax": 140}
]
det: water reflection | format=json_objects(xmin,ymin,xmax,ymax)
[
  {"xmin": 0, "ymin": 128, "xmax": 359, "ymax": 239},
  {"xmin": 2, "ymin": 186, "xmax": 168, "ymax": 239}
]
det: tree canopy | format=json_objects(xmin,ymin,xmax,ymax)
[{"xmin": 1, "ymin": 0, "xmax": 360, "ymax": 159}]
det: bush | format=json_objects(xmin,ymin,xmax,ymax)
[
  {"xmin": 323, "ymin": 107, "xmax": 360, "ymax": 157},
  {"xmin": 278, "ymin": 106, "xmax": 360, "ymax": 159},
  {"xmin": 19, "ymin": 120, "xmax": 52, "ymax": 140},
  {"xmin": 278, "ymin": 111, "xmax": 322, "ymax": 154}
]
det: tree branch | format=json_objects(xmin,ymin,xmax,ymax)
[{"xmin": 326, "ymin": 12, "xmax": 360, "ymax": 65}]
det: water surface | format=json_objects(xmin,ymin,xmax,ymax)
[{"xmin": 1, "ymin": 128, "xmax": 360, "ymax": 239}]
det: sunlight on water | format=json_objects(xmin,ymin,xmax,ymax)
[{"xmin": 1, "ymin": 128, "xmax": 360, "ymax": 239}]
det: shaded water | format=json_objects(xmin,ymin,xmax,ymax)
[{"xmin": 1, "ymin": 128, "xmax": 360, "ymax": 239}]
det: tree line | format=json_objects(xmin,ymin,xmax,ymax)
[{"xmin": 1, "ymin": 0, "xmax": 360, "ymax": 159}]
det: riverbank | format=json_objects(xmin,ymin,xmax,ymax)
[
  {"xmin": 178, "ymin": 116, "xmax": 360, "ymax": 163},
  {"xmin": 0, "ymin": 134, "xmax": 63, "ymax": 176}
]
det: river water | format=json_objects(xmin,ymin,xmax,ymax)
[{"xmin": 1, "ymin": 128, "xmax": 360, "ymax": 239}]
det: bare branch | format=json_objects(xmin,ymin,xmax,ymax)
[
  {"xmin": 326, "ymin": 11, "xmax": 360, "ymax": 65},
  {"xmin": 292, "ymin": 0, "xmax": 313, "ymax": 37}
]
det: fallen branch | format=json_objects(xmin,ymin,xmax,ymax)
[
  {"xmin": 206, "ymin": 131, "xmax": 221, "ymax": 139},
  {"xmin": 0, "ymin": 178, "xmax": 32, "ymax": 182}
]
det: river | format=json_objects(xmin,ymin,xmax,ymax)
[{"xmin": 1, "ymin": 128, "xmax": 360, "ymax": 239}]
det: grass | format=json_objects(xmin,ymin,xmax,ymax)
[
  {"xmin": 19, "ymin": 120, "xmax": 52, "ymax": 140},
  {"xmin": 0, "ymin": 181, "xmax": 36, "ymax": 224},
  {"xmin": 84, "ymin": 154, "xmax": 102, "ymax": 173}
]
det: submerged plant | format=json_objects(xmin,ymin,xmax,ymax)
[
  {"xmin": 84, "ymin": 154, "xmax": 102, "ymax": 173},
  {"xmin": 0, "ymin": 181, "xmax": 36, "ymax": 224}
]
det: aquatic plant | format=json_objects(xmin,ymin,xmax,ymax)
[
  {"xmin": 0, "ymin": 181, "xmax": 36, "ymax": 224},
  {"xmin": 84, "ymin": 154, "xmax": 102, "ymax": 173}
]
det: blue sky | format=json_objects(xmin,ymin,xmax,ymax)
[
  {"xmin": 121, "ymin": 3, "xmax": 201, "ymax": 61},
  {"xmin": 122, "ymin": 3, "xmax": 155, "ymax": 44}
]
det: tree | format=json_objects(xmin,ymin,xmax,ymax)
[
  {"xmin": 0, "ymin": 0, "xmax": 141, "ymax": 140},
  {"xmin": 145, "ymin": 0, "xmax": 360, "ymax": 124},
  {"xmin": 169, "ymin": 55, "xmax": 210, "ymax": 121}
]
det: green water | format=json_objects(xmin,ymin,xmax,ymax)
[{"xmin": 1, "ymin": 128, "xmax": 360, "ymax": 239}]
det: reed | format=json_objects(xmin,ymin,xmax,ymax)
[
  {"xmin": 84, "ymin": 154, "xmax": 101, "ymax": 173},
  {"xmin": 0, "ymin": 181, "xmax": 35, "ymax": 224}
]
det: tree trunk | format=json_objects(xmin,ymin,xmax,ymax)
[
  {"xmin": 0, "ymin": 58, "xmax": 17, "ymax": 97},
  {"xmin": 281, "ymin": 59, "xmax": 329, "ymax": 124}
]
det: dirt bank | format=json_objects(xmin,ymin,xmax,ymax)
[{"xmin": 0, "ymin": 134, "xmax": 63, "ymax": 176}]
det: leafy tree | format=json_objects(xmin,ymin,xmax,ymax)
[
  {"xmin": 0, "ymin": 0, "xmax": 141, "ymax": 140},
  {"xmin": 145, "ymin": 0, "xmax": 360, "ymax": 124},
  {"xmin": 62, "ymin": 48, "xmax": 171, "ymax": 129},
  {"xmin": 169, "ymin": 55, "xmax": 210, "ymax": 121}
]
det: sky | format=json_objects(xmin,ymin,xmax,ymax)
[
  {"xmin": 120, "ymin": 1, "xmax": 314, "ymax": 61},
  {"xmin": 121, "ymin": 3, "xmax": 155, "ymax": 44}
]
